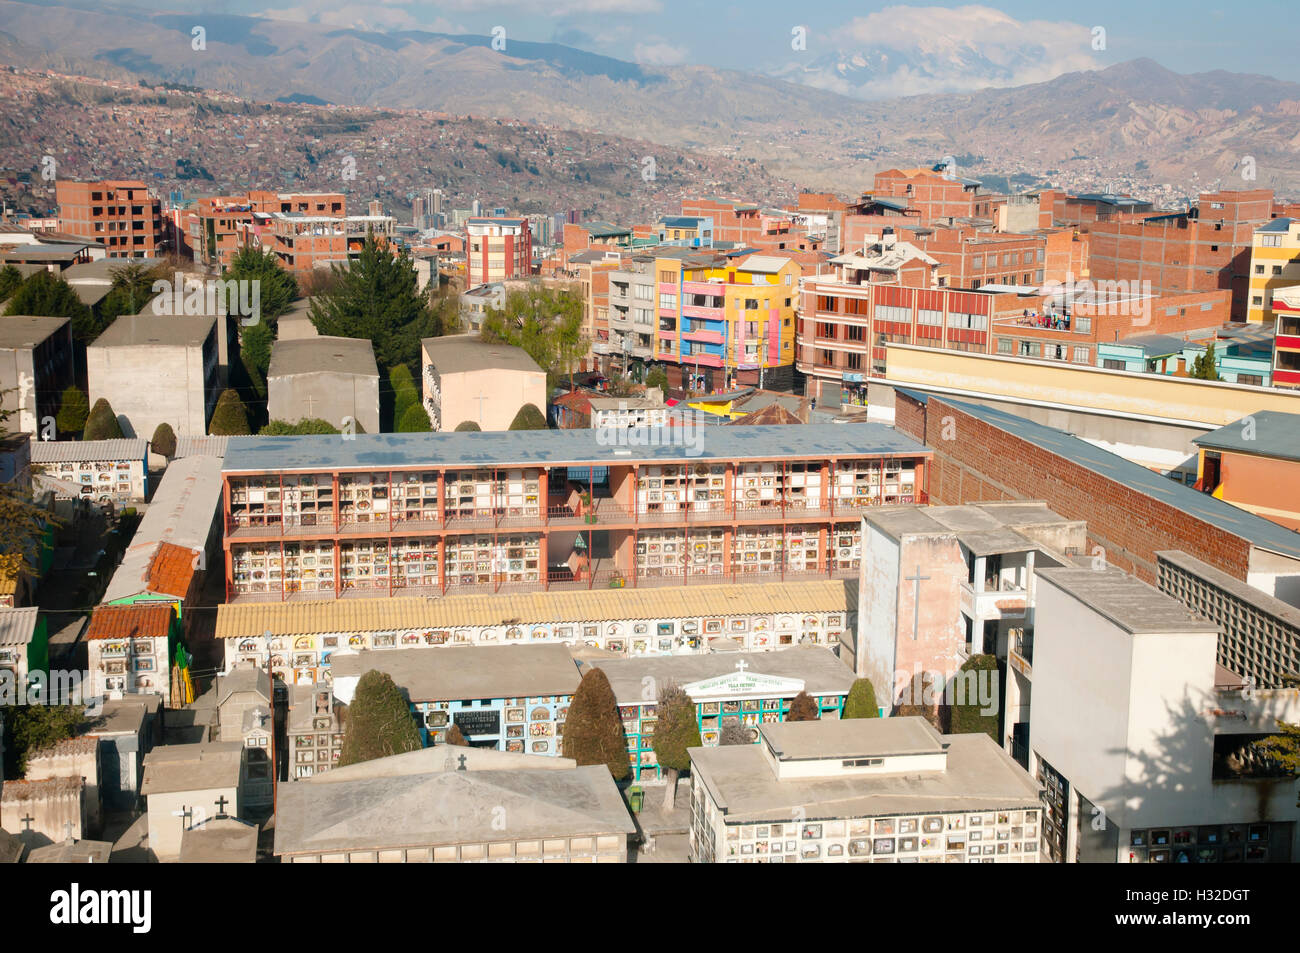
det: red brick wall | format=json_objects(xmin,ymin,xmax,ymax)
[{"xmin": 895, "ymin": 392, "xmax": 1254, "ymax": 583}]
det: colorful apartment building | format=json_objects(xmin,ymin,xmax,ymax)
[
  {"xmin": 1245, "ymin": 218, "xmax": 1300, "ymax": 323},
  {"xmin": 1192, "ymin": 411, "xmax": 1300, "ymax": 531},
  {"xmin": 1272, "ymin": 284, "xmax": 1300, "ymax": 388},
  {"xmin": 55, "ymin": 180, "xmax": 163, "ymax": 259},
  {"xmin": 609, "ymin": 250, "xmax": 800, "ymax": 390},
  {"xmin": 1088, "ymin": 189, "xmax": 1275, "ymax": 322},
  {"xmin": 467, "ymin": 217, "xmax": 533, "ymax": 286},
  {"xmin": 218, "ymin": 426, "xmax": 930, "ymax": 602}
]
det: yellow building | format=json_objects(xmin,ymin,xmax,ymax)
[{"xmin": 1245, "ymin": 218, "xmax": 1300, "ymax": 324}]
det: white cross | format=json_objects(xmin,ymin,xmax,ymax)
[
  {"xmin": 473, "ymin": 393, "xmax": 489, "ymax": 423},
  {"xmin": 735, "ymin": 659, "xmax": 749, "ymax": 673},
  {"xmin": 905, "ymin": 565, "xmax": 930, "ymax": 641}
]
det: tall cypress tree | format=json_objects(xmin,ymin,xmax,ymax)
[
  {"xmin": 338, "ymin": 671, "xmax": 422, "ymax": 766},
  {"xmin": 842, "ymin": 678, "xmax": 881, "ymax": 719},
  {"xmin": 562, "ymin": 668, "xmax": 629, "ymax": 781},
  {"xmin": 651, "ymin": 682, "xmax": 700, "ymax": 811}
]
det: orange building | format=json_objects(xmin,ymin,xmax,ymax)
[
  {"xmin": 1194, "ymin": 411, "xmax": 1300, "ymax": 531},
  {"xmin": 55, "ymin": 180, "xmax": 163, "ymax": 258},
  {"xmin": 870, "ymin": 168, "xmax": 985, "ymax": 225},
  {"xmin": 194, "ymin": 191, "xmax": 346, "ymax": 270}
]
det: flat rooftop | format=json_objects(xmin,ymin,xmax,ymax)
[
  {"xmin": 91, "ymin": 312, "xmax": 216, "ymax": 349},
  {"xmin": 865, "ymin": 501, "xmax": 1079, "ymax": 556},
  {"xmin": 1193, "ymin": 410, "xmax": 1300, "ymax": 463},
  {"xmin": 691, "ymin": 727, "xmax": 1039, "ymax": 822},
  {"xmin": 268, "ymin": 335, "xmax": 378, "ymax": 379},
  {"xmin": 330, "ymin": 644, "xmax": 581, "ymax": 701},
  {"xmin": 421, "ymin": 334, "xmax": 543, "ymax": 375},
  {"xmin": 0, "ymin": 315, "xmax": 69, "ymax": 349},
  {"xmin": 583, "ymin": 648, "xmax": 855, "ymax": 705},
  {"xmin": 222, "ymin": 423, "xmax": 930, "ymax": 473},
  {"xmin": 141, "ymin": 742, "xmax": 244, "ymax": 796},
  {"xmin": 1036, "ymin": 567, "xmax": 1221, "ymax": 635}
]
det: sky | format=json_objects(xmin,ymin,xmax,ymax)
[{"xmin": 94, "ymin": 0, "xmax": 1300, "ymax": 92}]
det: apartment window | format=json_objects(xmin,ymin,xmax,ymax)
[
  {"xmin": 917, "ymin": 309, "xmax": 943, "ymax": 327},
  {"xmin": 784, "ymin": 298, "xmax": 791, "ymax": 307},
  {"xmin": 659, "ymin": 270, "xmax": 675, "ymax": 282},
  {"xmin": 1074, "ymin": 316, "xmax": 1091, "ymax": 334},
  {"xmin": 744, "ymin": 299, "xmax": 758, "ymax": 310},
  {"xmin": 1023, "ymin": 274, "xmax": 1031, "ymax": 285},
  {"xmin": 947, "ymin": 312, "xmax": 988, "ymax": 331},
  {"xmin": 1253, "ymin": 296, "xmax": 1263, "ymax": 306},
  {"xmin": 1256, "ymin": 265, "xmax": 1266, "ymax": 274},
  {"xmin": 820, "ymin": 349, "xmax": 834, "ymax": 366},
  {"xmin": 634, "ymin": 284, "xmax": 652, "ymax": 301},
  {"xmin": 847, "ymin": 353, "xmax": 863, "ymax": 370},
  {"xmin": 659, "ymin": 293, "xmax": 677, "ymax": 309},
  {"xmin": 973, "ymin": 256, "xmax": 984, "ymax": 270},
  {"xmin": 1002, "ymin": 253, "xmax": 1012, "ymax": 266},
  {"xmin": 1102, "ymin": 359, "xmax": 1126, "ymax": 370},
  {"xmin": 1261, "ymin": 235, "xmax": 1283, "ymax": 247},
  {"xmin": 819, "ymin": 295, "xmax": 836, "ymax": 312},
  {"xmin": 746, "ymin": 322, "xmax": 759, "ymax": 336},
  {"xmin": 1072, "ymin": 347, "xmax": 1090, "ymax": 363},
  {"xmin": 1037, "ymin": 249, "xmax": 1045, "ymax": 263},
  {"xmin": 1017, "ymin": 341, "xmax": 1036, "ymax": 357},
  {"xmin": 817, "ymin": 322, "xmax": 836, "ymax": 339},
  {"xmin": 846, "ymin": 325, "xmax": 865, "ymax": 341},
  {"xmin": 1273, "ymin": 265, "xmax": 1283, "ymax": 276},
  {"xmin": 1237, "ymin": 374, "xmax": 1264, "ymax": 386},
  {"xmin": 997, "ymin": 338, "xmax": 1013, "ymax": 354},
  {"xmin": 878, "ymin": 305, "xmax": 911, "ymax": 325}
]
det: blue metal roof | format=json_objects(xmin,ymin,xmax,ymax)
[
  {"xmin": 899, "ymin": 390, "xmax": 1300, "ymax": 559},
  {"xmin": 1257, "ymin": 218, "xmax": 1295, "ymax": 233},
  {"xmin": 222, "ymin": 423, "xmax": 930, "ymax": 473}
]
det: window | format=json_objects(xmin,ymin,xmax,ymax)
[
  {"xmin": 847, "ymin": 353, "xmax": 862, "ymax": 370},
  {"xmin": 1237, "ymin": 374, "xmax": 1263, "ymax": 386},
  {"xmin": 658, "ymin": 293, "xmax": 677, "ymax": 310},
  {"xmin": 947, "ymin": 312, "xmax": 988, "ymax": 331},
  {"xmin": 972, "ymin": 256, "xmax": 984, "ymax": 270},
  {"xmin": 1072, "ymin": 347, "xmax": 1089, "ymax": 363},
  {"xmin": 846, "ymin": 325, "xmax": 865, "ymax": 341},
  {"xmin": 659, "ymin": 270, "xmax": 675, "ymax": 283},
  {"xmin": 818, "ymin": 295, "xmax": 836, "ymax": 312},
  {"xmin": 1273, "ymin": 265, "xmax": 1283, "ymax": 276},
  {"xmin": 1103, "ymin": 358, "xmax": 1125, "ymax": 370},
  {"xmin": 1261, "ymin": 235, "xmax": 1283, "ymax": 247},
  {"xmin": 877, "ymin": 305, "xmax": 911, "ymax": 325},
  {"xmin": 817, "ymin": 322, "xmax": 836, "ymax": 339},
  {"xmin": 634, "ymin": 284, "xmax": 652, "ymax": 301},
  {"xmin": 1256, "ymin": 265, "xmax": 1266, "ymax": 274},
  {"xmin": 820, "ymin": 349, "xmax": 834, "ymax": 366},
  {"xmin": 1017, "ymin": 341, "xmax": 1036, "ymax": 357},
  {"xmin": 997, "ymin": 338, "xmax": 1013, "ymax": 354},
  {"xmin": 917, "ymin": 309, "xmax": 943, "ymax": 326},
  {"xmin": 1253, "ymin": 296, "xmax": 1263, "ymax": 306}
]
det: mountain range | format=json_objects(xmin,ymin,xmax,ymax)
[{"xmin": 1, "ymin": 0, "xmax": 1299, "ymax": 196}]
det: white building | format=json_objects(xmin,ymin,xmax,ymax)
[
  {"xmin": 30, "ymin": 438, "xmax": 149, "ymax": 505},
  {"xmin": 1030, "ymin": 566, "xmax": 1300, "ymax": 863},
  {"xmin": 141, "ymin": 742, "xmax": 247, "ymax": 862},
  {"xmin": 420, "ymin": 334, "xmax": 545, "ymax": 432}
]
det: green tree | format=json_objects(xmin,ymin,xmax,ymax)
[
  {"xmin": 4, "ymin": 705, "xmax": 83, "ymax": 776},
  {"xmin": 226, "ymin": 245, "xmax": 299, "ymax": 324},
  {"xmin": 645, "ymin": 366, "xmax": 669, "ymax": 393},
  {"xmin": 508, "ymin": 403, "xmax": 548, "ymax": 430},
  {"xmin": 651, "ymin": 682, "xmax": 701, "ymax": 811},
  {"xmin": 389, "ymin": 364, "xmax": 419, "ymax": 423},
  {"xmin": 1191, "ymin": 342, "xmax": 1222, "ymax": 381},
  {"xmin": 397, "ymin": 404, "xmax": 432, "ymax": 433},
  {"xmin": 445, "ymin": 724, "xmax": 469, "ymax": 747},
  {"xmin": 842, "ymin": 678, "xmax": 881, "ymax": 719},
  {"xmin": 480, "ymin": 284, "xmax": 587, "ymax": 387},
  {"xmin": 786, "ymin": 691, "xmax": 819, "ymax": 722},
  {"xmin": 0, "ymin": 397, "xmax": 51, "ymax": 575},
  {"xmin": 561, "ymin": 668, "xmax": 629, "ymax": 781},
  {"xmin": 260, "ymin": 418, "xmax": 342, "ymax": 435},
  {"xmin": 719, "ymin": 723, "xmax": 752, "ymax": 746},
  {"xmin": 55, "ymin": 386, "xmax": 89, "ymax": 437},
  {"xmin": 150, "ymin": 422, "xmax": 177, "ymax": 458},
  {"xmin": 82, "ymin": 397, "xmax": 124, "ymax": 440},
  {"xmin": 454, "ymin": 420, "xmax": 481, "ymax": 432},
  {"xmin": 97, "ymin": 260, "xmax": 165, "ymax": 326},
  {"xmin": 0, "ymin": 264, "xmax": 24, "ymax": 302},
  {"xmin": 1253, "ymin": 720, "xmax": 1300, "ymax": 779},
  {"xmin": 239, "ymin": 320, "xmax": 274, "ymax": 402},
  {"xmin": 308, "ymin": 234, "xmax": 442, "ymax": 371},
  {"xmin": 209, "ymin": 388, "xmax": 251, "ymax": 436},
  {"xmin": 948, "ymin": 654, "xmax": 1000, "ymax": 741},
  {"xmin": 4, "ymin": 271, "xmax": 95, "ymax": 343},
  {"xmin": 338, "ymin": 671, "xmax": 422, "ymax": 766}
]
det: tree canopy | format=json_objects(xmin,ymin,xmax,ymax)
[
  {"xmin": 97, "ymin": 260, "xmax": 165, "ymax": 328},
  {"xmin": 843, "ymin": 678, "xmax": 881, "ymax": 719},
  {"xmin": 82, "ymin": 397, "xmax": 124, "ymax": 441},
  {"xmin": 948, "ymin": 654, "xmax": 1000, "ymax": 741},
  {"xmin": 1191, "ymin": 342, "xmax": 1222, "ymax": 381},
  {"xmin": 786, "ymin": 691, "xmax": 819, "ymax": 722},
  {"xmin": 260, "ymin": 418, "xmax": 342, "ymax": 435},
  {"xmin": 0, "ymin": 396, "xmax": 50, "ymax": 575},
  {"xmin": 508, "ymin": 403, "xmax": 548, "ymax": 430},
  {"xmin": 4, "ymin": 271, "xmax": 95, "ymax": 343},
  {"xmin": 3, "ymin": 705, "xmax": 84, "ymax": 776},
  {"xmin": 209, "ymin": 389, "xmax": 251, "ymax": 436},
  {"xmin": 337, "ymin": 670, "xmax": 422, "ymax": 766},
  {"xmin": 561, "ymin": 668, "xmax": 629, "ymax": 781},
  {"xmin": 150, "ymin": 422, "xmax": 177, "ymax": 458},
  {"xmin": 651, "ymin": 682, "xmax": 701, "ymax": 773},
  {"xmin": 397, "ymin": 404, "xmax": 432, "ymax": 432},
  {"xmin": 308, "ymin": 233, "xmax": 443, "ymax": 372},
  {"xmin": 454, "ymin": 420, "xmax": 481, "ymax": 432},
  {"xmin": 226, "ymin": 245, "xmax": 299, "ymax": 324},
  {"xmin": 479, "ymin": 285, "xmax": 587, "ymax": 386},
  {"xmin": 55, "ymin": 386, "xmax": 89, "ymax": 437}
]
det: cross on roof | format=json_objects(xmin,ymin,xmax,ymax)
[
  {"xmin": 214, "ymin": 794, "xmax": 229, "ymax": 816},
  {"xmin": 457, "ymin": 754, "xmax": 468, "ymax": 771},
  {"xmin": 735, "ymin": 659, "xmax": 749, "ymax": 673}
]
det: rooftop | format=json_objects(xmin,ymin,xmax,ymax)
[
  {"xmin": 222, "ymin": 423, "xmax": 929, "ymax": 473},
  {"xmin": 1036, "ymin": 567, "xmax": 1221, "ymax": 635},
  {"xmin": 214, "ymin": 579, "xmax": 855, "ymax": 638},
  {"xmin": 690, "ymin": 724, "xmax": 1039, "ymax": 822},
  {"xmin": 141, "ymin": 742, "xmax": 244, "ymax": 796},
  {"xmin": 179, "ymin": 818, "xmax": 259, "ymax": 863},
  {"xmin": 85, "ymin": 603, "xmax": 173, "ymax": 641},
  {"xmin": 274, "ymin": 764, "xmax": 634, "ymax": 855},
  {"xmin": 904, "ymin": 391, "xmax": 1300, "ymax": 561},
  {"xmin": 0, "ymin": 315, "xmax": 70, "ymax": 350},
  {"xmin": 763, "ymin": 716, "xmax": 945, "ymax": 761},
  {"xmin": 865, "ymin": 500, "xmax": 1080, "ymax": 556},
  {"xmin": 582, "ymin": 647, "xmax": 854, "ymax": 705},
  {"xmin": 0, "ymin": 606, "xmax": 39, "ymax": 647},
  {"xmin": 421, "ymin": 334, "xmax": 543, "ymax": 375},
  {"xmin": 90, "ymin": 312, "xmax": 216, "ymax": 349},
  {"xmin": 331, "ymin": 644, "xmax": 580, "ymax": 701},
  {"xmin": 268, "ymin": 336, "xmax": 378, "ymax": 379},
  {"xmin": 1192, "ymin": 410, "xmax": 1300, "ymax": 463},
  {"xmin": 30, "ymin": 439, "xmax": 147, "ymax": 464},
  {"xmin": 25, "ymin": 838, "xmax": 113, "ymax": 863}
]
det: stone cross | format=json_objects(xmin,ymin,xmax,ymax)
[{"xmin": 905, "ymin": 565, "xmax": 930, "ymax": 641}]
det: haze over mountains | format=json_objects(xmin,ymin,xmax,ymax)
[{"xmin": 2, "ymin": 0, "xmax": 1299, "ymax": 195}]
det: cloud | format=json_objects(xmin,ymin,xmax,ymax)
[
  {"xmin": 633, "ymin": 42, "xmax": 688, "ymax": 66},
  {"xmin": 798, "ymin": 4, "xmax": 1100, "ymax": 99},
  {"xmin": 433, "ymin": 0, "xmax": 661, "ymax": 12},
  {"xmin": 260, "ymin": 3, "xmax": 456, "ymax": 32}
]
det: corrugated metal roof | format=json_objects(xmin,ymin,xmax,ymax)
[
  {"xmin": 30, "ymin": 439, "xmax": 148, "ymax": 463},
  {"xmin": 174, "ymin": 435, "xmax": 229, "ymax": 458},
  {"xmin": 0, "ymin": 607, "xmax": 39, "ymax": 647},
  {"xmin": 216, "ymin": 579, "xmax": 854, "ymax": 639}
]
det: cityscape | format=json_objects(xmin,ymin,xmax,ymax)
[{"xmin": 0, "ymin": 0, "xmax": 1296, "ymax": 921}]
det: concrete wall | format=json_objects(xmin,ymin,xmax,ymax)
[
  {"xmin": 858, "ymin": 526, "xmax": 899, "ymax": 688},
  {"xmin": 146, "ymin": 783, "xmax": 241, "ymax": 861},
  {"xmin": 26, "ymin": 742, "xmax": 101, "ymax": 834},
  {"xmin": 268, "ymin": 370, "xmax": 379, "ymax": 435},
  {"xmin": 433, "ymin": 365, "xmax": 547, "ymax": 433},
  {"xmin": 87, "ymin": 342, "xmax": 216, "ymax": 438}
]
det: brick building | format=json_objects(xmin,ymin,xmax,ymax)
[
  {"xmin": 55, "ymin": 180, "xmax": 163, "ymax": 259},
  {"xmin": 193, "ymin": 191, "xmax": 346, "ymax": 270}
]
